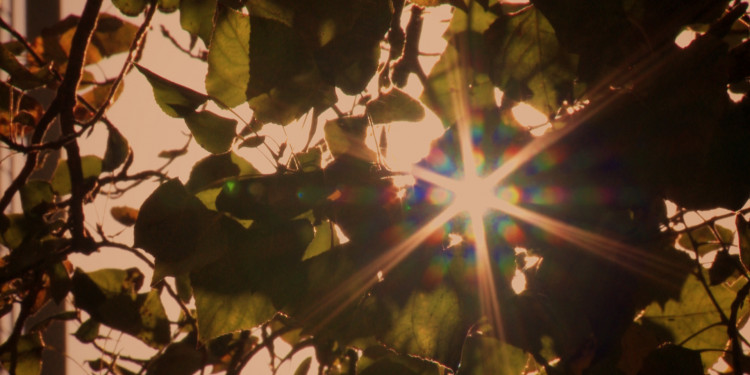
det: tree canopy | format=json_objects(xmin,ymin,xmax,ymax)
[{"xmin": 1, "ymin": 0, "xmax": 750, "ymax": 374}]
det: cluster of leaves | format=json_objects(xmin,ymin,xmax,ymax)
[{"xmin": 1, "ymin": 0, "xmax": 750, "ymax": 374}]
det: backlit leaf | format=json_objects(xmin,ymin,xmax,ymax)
[
  {"xmin": 19, "ymin": 181, "xmax": 54, "ymax": 217},
  {"xmin": 50, "ymin": 155, "xmax": 103, "ymax": 196},
  {"xmin": 366, "ymin": 88, "xmax": 425, "ymax": 124},
  {"xmin": 677, "ymin": 224, "xmax": 734, "ymax": 256},
  {"xmin": 206, "ymin": 8, "xmax": 250, "ymax": 108},
  {"xmin": 641, "ymin": 274, "xmax": 747, "ymax": 369},
  {"xmin": 136, "ymin": 64, "xmax": 209, "ymax": 117},
  {"xmin": 180, "ymin": 0, "xmax": 217, "ymax": 46},
  {"xmin": 184, "ymin": 110, "xmax": 237, "ymax": 154},
  {"xmin": 71, "ymin": 268, "xmax": 171, "ymax": 348},
  {"xmin": 485, "ymin": 6, "xmax": 578, "ymax": 117},
  {"xmin": 382, "ymin": 285, "xmax": 465, "ymax": 368}
]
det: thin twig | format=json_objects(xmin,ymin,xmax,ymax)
[{"xmin": 83, "ymin": 0, "xmax": 157, "ymax": 128}]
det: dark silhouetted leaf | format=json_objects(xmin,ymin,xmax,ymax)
[
  {"xmin": 111, "ymin": 206, "xmax": 139, "ymax": 226},
  {"xmin": 206, "ymin": 8, "xmax": 250, "ymax": 108},
  {"xmin": 112, "ymin": 0, "xmax": 147, "ymax": 16},
  {"xmin": 134, "ymin": 179, "xmax": 239, "ymax": 279},
  {"xmin": 71, "ymin": 268, "xmax": 171, "ymax": 348},
  {"xmin": 185, "ymin": 152, "xmax": 259, "ymax": 194},
  {"xmin": 158, "ymin": 147, "xmax": 188, "ymax": 159},
  {"xmin": 136, "ymin": 64, "xmax": 209, "ymax": 117},
  {"xmin": 738, "ymin": 215, "xmax": 750, "ymax": 272},
  {"xmin": 708, "ymin": 250, "xmax": 739, "ymax": 285},
  {"xmin": 238, "ymin": 135, "xmax": 265, "ymax": 148},
  {"xmin": 50, "ymin": 155, "xmax": 103, "ymax": 196},
  {"xmin": 157, "ymin": 0, "xmax": 179, "ymax": 13},
  {"xmin": 294, "ymin": 357, "xmax": 312, "ymax": 375},
  {"xmin": 639, "ymin": 344, "xmax": 702, "ymax": 375},
  {"xmin": 102, "ymin": 126, "xmax": 129, "ymax": 172},
  {"xmin": 146, "ymin": 335, "xmax": 205, "ymax": 375},
  {"xmin": 74, "ymin": 319, "xmax": 100, "ymax": 343},
  {"xmin": 184, "ymin": 110, "xmax": 237, "ymax": 154},
  {"xmin": 366, "ymin": 88, "xmax": 425, "ymax": 124}
]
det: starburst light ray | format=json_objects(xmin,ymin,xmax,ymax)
[
  {"xmin": 302, "ymin": 204, "xmax": 461, "ymax": 331},
  {"xmin": 487, "ymin": 197, "xmax": 688, "ymax": 285}
]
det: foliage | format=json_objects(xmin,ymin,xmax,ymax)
[{"xmin": 1, "ymin": 0, "xmax": 750, "ymax": 374}]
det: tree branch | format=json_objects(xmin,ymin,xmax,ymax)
[{"xmin": 55, "ymin": 0, "xmax": 103, "ymax": 254}]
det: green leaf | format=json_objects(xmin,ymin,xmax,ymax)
[
  {"xmin": 422, "ymin": 34, "xmax": 496, "ymax": 127},
  {"xmin": 302, "ymin": 220, "xmax": 339, "ymax": 260},
  {"xmin": 247, "ymin": 71, "xmax": 336, "ymax": 125},
  {"xmin": 184, "ymin": 110, "xmax": 237, "ymax": 154},
  {"xmin": 238, "ymin": 135, "xmax": 265, "ymax": 148},
  {"xmin": 456, "ymin": 335, "xmax": 528, "ymax": 375},
  {"xmin": 19, "ymin": 180, "xmax": 54, "ymax": 217},
  {"xmin": 102, "ymin": 126, "xmax": 130, "ymax": 172},
  {"xmin": 737, "ymin": 215, "xmax": 750, "ymax": 272},
  {"xmin": 0, "ymin": 214, "xmax": 30, "ymax": 249},
  {"xmin": 677, "ymin": 224, "xmax": 734, "ymax": 256},
  {"xmin": 112, "ymin": 0, "xmax": 147, "ymax": 16},
  {"xmin": 74, "ymin": 319, "xmax": 100, "ymax": 343},
  {"xmin": 0, "ymin": 333, "xmax": 43, "ymax": 375},
  {"xmin": 294, "ymin": 357, "xmax": 312, "ymax": 375},
  {"xmin": 111, "ymin": 206, "xmax": 139, "ymax": 226},
  {"xmin": 50, "ymin": 155, "xmax": 103, "ymax": 196},
  {"xmin": 180, "ymin": 0, "xmax": 217, "ymax": 46},
  {"xmin": 185, "ymin": 152, "xmax": 259, "ymax": 194},
  {"xmin": 641, "ymin": 274, "xmax": 747, "ymax": 369},
  {"xmin": 323, "ymin": 116, "xmax": 375, "ymax": 160},
  {"xmin": 366, "ymin": 88, "xmax": 425, "ymax": 124},
  {"xmin": 382, "ymin": 285, "xmax": 465, "ymax": 367},
  {"xmin": 71, "ymin": 268, "xmax": 171, "ymax": 348},
  {"xmin": 206, "ymin": 8, "xmax": 250, "ymax": 108},
  {"xmin": 136, "ymin": 64, "xmax": 209, "ymax": 117},
  {"xmin": 191, "ymin": 220, "xmax": 313, "ymax": 340},
  {"xmin": 485, "ymin": 6, "xmax": 578, "ymax": 117},
  {"xmin": 190, "ymin": 258, "xmax": 277, "ymax": 341},
  {"xmin": 134, "ymin": 179, "xmax": 239, "ymax": 279}
]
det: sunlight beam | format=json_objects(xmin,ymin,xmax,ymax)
[
  {"xmin": 303, "ymin": 204, "xmax": 461, "ymax": 331},
  {"xmin": 488, "ymin": 197, "xmax": 689, "ymax": 285}
]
